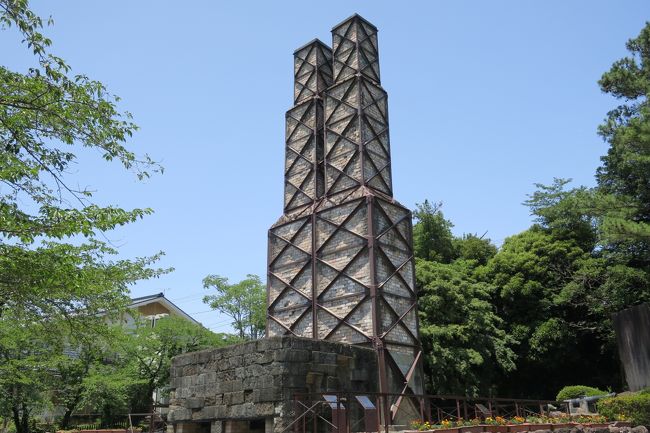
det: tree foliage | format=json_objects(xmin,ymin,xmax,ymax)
[
  {"xmin": 123, "ymin": 315, "xmax": 235, "ymax": 411},
  {"xmin": 413, "ymin": 200, "xmax": 456, "ymax": 263},
  {"xmin": 413, "ymin": 202, "xmax": 509, "ymax": 396},
  {"xmin": 0, "ymin": 316, "xmax": 55, "ymax": 433},
  {"xmin": 0, "ymin": 1, "xmax": 167, "ymax": 431},
  {"xmin": 555, "ymin": 385, "xmax": 607, "ymax": 402},
  {"xmin": 416, "ymin": 181, "xmax": 648, "ymax": 397},
  {"xmin": 203, "ymin": 274, "xmax": 266, "ymax": 340},
  {"xmin": 596, "ymin": 22, "xmax": 650, "ymax": 248},
  {"xmin": 414, "ymin": 23, "xmax": 650, "ymax": 398},
  {"xmin": 417, "ymin": 258, "xmax": 515, "ymax": 396},
  {"xmin": 598, "ymin": 392, "xmax": 650, "ymax": 426}
]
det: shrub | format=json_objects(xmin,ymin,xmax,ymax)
[
  {"xmin": 598, "ymin": 393, "xmax": 650, "ymax": 427},
  {"xmin": 556, "ymin": 385, "xmax": 608, "ymax": 401}
]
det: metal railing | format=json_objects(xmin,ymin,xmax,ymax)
[{"xmin": 285, "ymin": 391, "xmax": 566, "ymax": 433}]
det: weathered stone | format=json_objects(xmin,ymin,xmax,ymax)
[
  {"xmin": 350, "ymin": 369, "xmax": 369, "ymax": 381},
  {"xmin": 168, "ymin": 336, "xmax": 376, "ymax": 432},
  {"xmin": 223, "ymin": 391, "xmax": 244, "ymax": 406},
  {"xmin": 241, "ymin": 376, "xmax": 256, "ymax": 390},
  {"xmin": 311, "ymin": 363, "xmax": 338, "ymax": 375},
  {"xmin": 227, "ymin": 355, "xmax": 242, "ymax": 369},
  {"xmin": 228, "ymin": 402, "xmax": 260, "ymax": 419},
  {"xmin": 214, "ymin": 405, "xmax": 227, "ymax": 419},
  {"xmin": 231, "ymin": 380, "xmax": 243, "ymax": 392},
  {"xmin": 273, "ymin": 348, "xmax": 310, "ymax": 362},
  {"xmin": 213, "ymin": 381, "xmax": 228, "ymax": 394},
  {"xmin": 313, "ymin": 351, "xmax": 337, "ymax": 365},
  {"xmin": 184, "ymin": 397, "xmax": 204, "ymax": 409},
  {"xmin": 204, "ymin": 394, "xmax": 222, "ymax": 406},
  {"xmin": 168, "ymin": 408, "xmax": 191, "ymax": 422},
  {"xmin": 256, "ymin": 387, "xmax": 282, "ymax": 402},
  {"xmin": 196, "ymin": 405, "xmax": 217, "ymax": 420},
  {"xmin": 326, "ymin": 376, "xmax": 339, "ymax": 389},
  {"xmin": 257, "ymin": 338, "xmax": 282, "ymax": 351},
  {"xmin": 198, "ymin": 350, "xmax": 211, "ymax": 363}
]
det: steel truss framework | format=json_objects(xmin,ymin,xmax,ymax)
[
  {"xmin": 268, "ymin": 14, "xmax": 423, "ymax": 422},
  {"xmin": 284, "ymin": 40, "xmax": 332, "ymax": 213}
]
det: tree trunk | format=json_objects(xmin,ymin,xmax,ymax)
[
  {"xmin": 61, "ymin": 408, "xmax": 73, "ymax": 430},
  {"xmin": 147, "ymin": 381, "xmax": 156, "ymax": 410},
  {"xmin": 22, "ymin": 403, "xmax": 29, "ymax": 433},
  {"xmin": 12, "ymin": 406, "xmax": 22, "ymax": 433},
  {"xmin": 147, "ymin": 382, "xmax": 157, "ymax": 433},
  {"xmin": 12, "ymin": 403, "xmax": 29, "ymax": 433}
]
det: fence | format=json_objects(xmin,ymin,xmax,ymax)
[
  {"xmin": 285, "ymin": 391, "xmax": 566, "ymax": 433},
  {"xmin": 67, "ymin": 415, "xmax": 130, "ymax": 430},
  {"xmin": 66, "ymin": 410, "xmax": 166, "ymax": 433}
]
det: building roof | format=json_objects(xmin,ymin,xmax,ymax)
[{"xmin": 129, "ymin": 292, "xmax": 201, "ymax": 326}]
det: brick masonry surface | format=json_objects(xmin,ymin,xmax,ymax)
[
  {"xmin": 267, "ymin": 14, "xmax": 424, "ymax": 400},
  {"xmin": 167, "ymin": 336, "xmax": 377, "ymax": 432}
]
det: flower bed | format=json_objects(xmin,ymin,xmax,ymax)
[
  {"xmin": 57, "ymin": 429, "xmax": 144, "ymax": 433},
  {"xmin": 407, "ymin": 415, "xmax": 628, "ymax": 433}
]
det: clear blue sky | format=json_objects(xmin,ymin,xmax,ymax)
[{"xmin": 2, "ymin": 1, "xmax": 647, "ymax": 333}]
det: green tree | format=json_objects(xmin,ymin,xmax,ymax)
[
  {"xmin": 77, "ymin": 361, "xmax": 138, "ymax": 428},
  {"xmin": 595, "ymin": 22, "xmax": 650, "ymax": 249},
  {"xmin": 0, "ymin": 2, "xmax": 166, "ymax": 431},
  {"xmin": 124, "ymin": 316, "xmax": 234, "ymax": 411},
  {"xmin": 52, "ymin": 343, "xmax": 104, "ymax": 429},
  {"xmin": 524, "ymin": 178, "xmax": 597, "ymax": 250},
  {"xmin": 417, "ymin": 258, "xmax": 515, "ymax": 396},
  {"xmin": 203, "ymin": 274, "xmax": 266, "ymax": 340},
  {"xmin": 50, "ymin": 326, "xmax": 133, "ymax": 429},
  {"xmin": 525, "ymin": 179, "xmax": 649, "ymax": 340},
  {"xmin": 452, "ymin": 234, "xmax": 497, "ymax": 266},
  {"xmin": 479, "ymin": 179, "xmax": 648, "ymax": 397},
  {"xmin": 413, "ymin": 200, "xmax": 505, "ymax": 395},
  {"xmin": 413, "ymin": 201, "xmax": 456, "ymax": 263},
  {"xmin": 0, "ymin": 316, "xmax": 56, "ymax": 433},
  {"xmin": 479, "ymin": 227, "xmax": 592, "ymax": 397}
]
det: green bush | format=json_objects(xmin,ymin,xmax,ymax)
[
  {"xmin": 598, "ymin": 393, "xmax": 650, "ymax": 427},
  {"xmin": 556, "ymin": 385, "xmax": 608, "ymax": 401}
]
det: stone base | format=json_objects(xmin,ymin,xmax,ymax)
[{"xmin": 167, "ymin": 336, "xmax": 378, "ymax": 433}]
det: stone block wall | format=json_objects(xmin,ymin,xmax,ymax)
[{"xmin": 167, "ymin": 336, "xmax": 377, "ymax": 433}]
